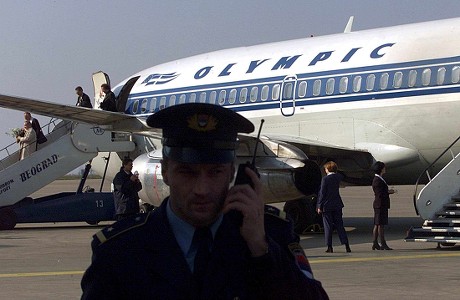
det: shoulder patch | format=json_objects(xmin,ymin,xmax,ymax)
[
  {"xmin": 264, "ymin": 205, "xmax": 288, "ymax": 222},
  {"xmin": 288, "ymin": 242, "xmax": 314, "ymax": 279},
  {"xmin": 93, "ymin": 213, "xmax": 150, "ymax": 246}
]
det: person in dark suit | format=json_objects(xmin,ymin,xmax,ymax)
[
  {"xmin": 112, "ymin": 158, "xmax": 142, "ymax": 220},
  {"xmin": 371, "ymin": 161, "xmax": 395, "ymax": 250},
  {"xmin": 81, "ymin": 103, "xmax": 329, "ymax": 300},
  {"xmin": 24, "ymin": 111, "xmax": 47, "ymax": 150},
  {"xmin": 99, "ymin": 83, "xmax": 117, "ymax": 112},
  {"xmin": 75, "ymin": 86, "xmax": 93, "ymax": 108},
  {"xmin": 316, "ymin": 161, "xmax": 351, "ymax": 253}
]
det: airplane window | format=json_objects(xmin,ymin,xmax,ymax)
[
  {"xmin": 151, "ymin": 97, "xmax": 157, "ymax": 111},
  {"xmin": 380, "ymin": 73, "xmax": 389, "ymax": 90},
  {"xmin": 169, "ymin": 95, "xmax": 176, "ymax": 106},
  {"xmin": 366, "ymin": 74, "xmax": 375, "ymax": 91},
  {"xmin": 452, "ymin": 66, "xmax": 460, "ymax": 83},
  {"xmin": 218, "ymin": 90, "xmax": 226, "ymax": 105},
  {"xmin": 325, "ymin": 78, "xmax": 334, "ymax": 95},
  {"xmin": 141, "ymin": 98, "xmax": 148, "ymax": 113},
  {"xmin": 283, "ymin": 83, "xmax": 293, "ymax": 99},
  {"xmin": 159, "ymin": 97, "xmax": 166, "ymax": 110},
  {"xmin": 339, "ymin": 77, "xmax": 348, "ymax": 94},
  {"xmin": 437, "ymin": 67, "xmax": 446, "ymax": 85},
  {"xmin": 250, "ymin": 87, "xmax": 258, "ymax": 102},
  {"xmin": 190, "ymin": 93, "xmax": 197, "ymax": 103},
  {"xmin": 353, "ymin": 76, "xmax": 362, "ymax": 92},
  {"xmin": 209, "ymin": 91, "xmax": 217, "ymax": 104},
  {"xmin": 313, "ymin": 80, "xmax": 321, "ymax": 96},
  {"xmin": 298, "ymin": 81, "xmax": 307, "ymax": 98},
  {"xmin": 229, "ymin": 89, "xmax": 237, "ymax": 104},
  {"xmin": 133, "ymin": 100, "xmax": 139, "ymax": 114},
  {"xmin": 239, "ymin": 88, "xmax": 248, "ymax": 103},
  {"xmin": 261, "ymin": 85, "xmax": 269, "ymax": 101},
  {"xmin": 393, "ymin": 72, "xmax": 403, "ymax": 88},
  {"xmin": 408, "ymin": 70, "xmax": 417, "ymax": 87},
  {"xmin": 422, "ymin": 68, "xmax": 431, "ymax": 86},
  {"xmin": 179, "ymin": 94, "xmax": 186, "ymax": 104},
  {"xmin": 200, "ymin": 92, "xmax": 207, "ymax": 103},
  {"xmin": 272, "ymin": 84, "xmax": 280, "ymax": 100}
]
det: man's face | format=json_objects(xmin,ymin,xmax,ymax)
[
  {"xmin": 123, "ymin": 161, "xmax": 133, "ymax": 173},
  {"xmin": 76, "ymin": 90, "xmax": 83, "ymax": 96},
  {"xmin": 162, "ymin": 159, "xmax": 234, "ymax": 227}
]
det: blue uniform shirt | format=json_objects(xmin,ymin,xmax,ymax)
[{"xmin": 166, "ymin": 200, "xmax": 222, "ymax": 272}]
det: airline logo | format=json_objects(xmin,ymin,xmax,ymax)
[{"xmin": 141, "ymin": 72, "xmax": 180, "ymax": 86}]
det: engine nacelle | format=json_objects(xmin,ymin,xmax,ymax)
[
  {"xmin": 132, "ymin": 150, "xmax": 169, "ymax": 207},
  {"xmin": 132, "ymin": 138, "xmax": 322, "ymax": 208}
]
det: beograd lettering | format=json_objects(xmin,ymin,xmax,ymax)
[{"xmin": 20, "ymin": 154, "xmax": 58, "ymax": 182}]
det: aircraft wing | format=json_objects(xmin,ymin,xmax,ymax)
[
  {"xmin": 0, "ymin": 94, "xmax": 151, "ymax": 133},
  {"xmin": 267, "ymin": 134, "xmax": 375, "ymax": 184}
]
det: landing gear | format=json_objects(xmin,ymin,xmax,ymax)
[
  {"xmin": 140, "ymin": 203, "xmax": 154, "ymax": 214},
  {"xmin": 283, "ymin": 196, "xmax": 323, "ymax": 234},
  {"xmin": 0, "ymin": 207, "xmax": 17, "ymax": 230}
]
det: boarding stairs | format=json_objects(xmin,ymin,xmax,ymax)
[
  {"xmin": 0, "ymin": 119, "xmax": 135, "ymax": 209},
  {"xmin": 405, "ymin": 136, "xmax": 460, "ymax": 246}
]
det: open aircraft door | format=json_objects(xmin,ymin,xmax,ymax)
[
  {"xmin": 92, "ymin": 71, "xmax": 111, "ymax": 110},
  {"xmin": 280, "ymin": 75, "xmax": 297, "ymax": 116}
]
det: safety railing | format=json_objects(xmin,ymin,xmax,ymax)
[{"xmin": 413, "ymin": 134, "xmax": 460, "ymax": 215}]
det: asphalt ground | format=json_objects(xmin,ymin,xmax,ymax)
[{"xmin": 0, "ymin": 180, "xmax": 459, "ymax": 299}]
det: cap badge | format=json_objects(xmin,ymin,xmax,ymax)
[{"xmin": 187, "ymin": 114, "xmax": 217, "ymax": 132}]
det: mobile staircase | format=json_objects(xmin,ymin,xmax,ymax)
[
  {"xmin": 405, "ymin": 135, "xmax": 460, "ymax": 247},
  {"xmin": 0, "ymin": 119, "xmax": 135, "ymax": 229}
]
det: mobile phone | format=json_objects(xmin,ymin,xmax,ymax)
[
  {"xmin": 233, "ymin": 119, "xmax": 264, "ymax": 189},
  {"xmin": 230, "ymin": 120, "xmax": 264, "ymax": 226}
]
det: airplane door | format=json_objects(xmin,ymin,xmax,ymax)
[
  {"xmin": 92, "ymin": 71, "xmax": 110, "ymax": 110},
  {"xmin": 116, "ymin": 76, "xmax": 140, "ymax": 112},
  {"xmin": 280, "ymin": 75, "xmax": 297, "ymax": 116}
]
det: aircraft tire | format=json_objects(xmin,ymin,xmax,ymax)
[
  {"xmin": 140, "ymin": 203, "xmax": 154, "ymax": 214},
  {"xmin": 0, "ymin": 208, "xmax": 17, "ymax": 230},
  {"xmin": 283, "ymin": 198, "xmax": 315, "ymax": 234},
  {"xmin": 86, "ymin": 220, "xmax": 100, "ymax": 225}
]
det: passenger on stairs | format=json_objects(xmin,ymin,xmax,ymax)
[
  {"xmin": 16, "ymin": 120, "xmax": 36, "ymax": 160},
  {"xmin": 24, "ymin": 112, "xmax": 47, "ymax": 150}
]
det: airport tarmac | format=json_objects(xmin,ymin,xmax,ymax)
[{"xmin": 1, "ymin": 180, "xmax": 459, "ymax": 299}]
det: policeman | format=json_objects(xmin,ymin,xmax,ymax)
[{"xmin": 81, "ymin": 103, "xmax": 329, "ymax": 300}]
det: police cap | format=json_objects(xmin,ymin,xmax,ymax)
[{"xmin": 146, "ymin": 103, "xmax": 254, "ymax": 163}]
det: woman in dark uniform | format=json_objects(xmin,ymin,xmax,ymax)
[{"xmin": 372, "ymin": 161, "xmax": 395, "ymax": 250}]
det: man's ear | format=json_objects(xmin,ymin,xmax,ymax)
[{"xmin": 161, "ymin": 159, "xmax": 169, "ymax": 186}]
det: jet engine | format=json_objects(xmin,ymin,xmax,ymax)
[{"xmin": 131, "ymin": 136, "xmax": 322, "ymax": 232}]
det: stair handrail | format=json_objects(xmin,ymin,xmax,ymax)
[{"xmin": 413, "ymin": 134, "xmax": 460, "ymax": 215}]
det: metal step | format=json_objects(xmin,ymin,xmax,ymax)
[
  {"xmin": 424, "ymin": 219, "xmax": 460, "ymax": 226},
  {"xmin": 436, "ymin": 210, "xmax": 460, "ymax": 217},
  {"xmin": 451, "ymin": 195, "xmax": 460, "ymax": 202},
  {"xmin": 444, "ymin": 203, "xmax": 460, "ymax": 209},
  {"xmin": 405, "ymin": 237, "xmax": 460, "ymax": 243},
  {"xmin": 419, "ymin": 227, "xmax": 460, "ymax": 233}
]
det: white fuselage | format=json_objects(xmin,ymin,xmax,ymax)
[{"xmin": 94, "ymin": 18, "xmax": 460, "ymax": 186}]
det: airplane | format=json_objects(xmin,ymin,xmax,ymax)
[{"xmin": 1, "ymin": 17, "xmax": 460, "ymax": 235}]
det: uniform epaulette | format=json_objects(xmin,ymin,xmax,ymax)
[
  {"xmin": 264, "ymin": 205, "xmax": 289, "ymax": 222},
  {"xmin": 93, "ymin": 213, "xmax": 150, "ymax": 246}
]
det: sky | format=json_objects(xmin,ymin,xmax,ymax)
[{"xmin": 0, "ymin": 0, "xmax": 459, "ymax": 150}]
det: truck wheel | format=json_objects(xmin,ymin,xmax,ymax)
[
  {"xmin": 0, "ymin": 208, "xmax": 17, "ymax": 230},
  {"xmin": 283, "ymin": 199, "xmax": 314, "ymax": 234},
  {"xmin": 140, "ymin": 203, "xmax": 154, "ymax": 214}
]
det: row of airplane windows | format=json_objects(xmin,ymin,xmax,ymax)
[{"xmin": 131, "ymin": 65, "xmax": 460, "ymax": 113}]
